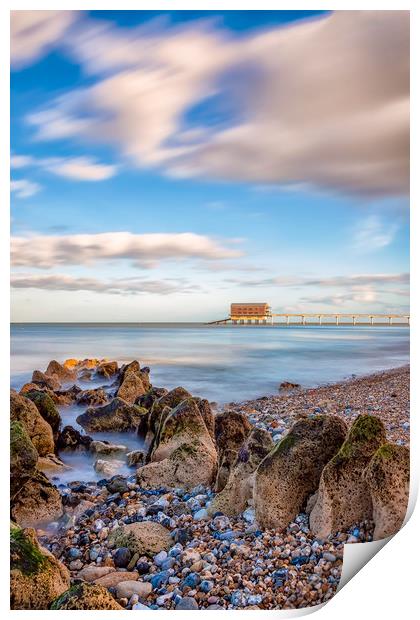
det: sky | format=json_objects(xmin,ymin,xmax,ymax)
[{"xmin": 10, "ymin": 10, "xmax": 409, "ymax": 322}]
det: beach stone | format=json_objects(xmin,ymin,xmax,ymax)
[
  {"xmin": 25, "ymin": 391, "xmax": 62, "ymax": 435},
  {"xmin": 93, "ymin": 571, "xmax": 138, "ymax": 588},
  {"xmin": 10, "ymin": 421, "xmax": 38, "ymax": 496},
  {"xmin": 210, "ymin": 427, "xmax": 273, "ymax": 516},
  {"xmin": 115, "ymin": 580, "xmax": 152, "ymax": 600},
  {"xmin": 51, "ymin": 583, "xmax": 123, "ymax": 609},
  {"xmin": 255, "ymin": 415, "xmax": 347, "ymax": 530},
  {"xmin": 365, "ymin": 442, "xmax": 410, "ymax": 540},
  {"xmin": 114, "ymin": 547, "xmax": 132, "ymax": 568},
  {"xmin": 76, "ymin": 397, "xmax": 147, "ymax": 432},
  {"xmin": 138, "ymin": 398, "xmax": 217, "ymax": 490},
  {"xmin": 45, "ymin": 359, "xmax": 77, "ymax": 382},
  {"xmin": 32, "ymin": 370, "xmax": 61, "ymax": 391},
  {"xmin": 10, "ymin": 524, "xmax": 70, "ymax": 610},
  {"xmin": 117, "ymin": 371, "xmax": 148, "ymax": 404},
  {"xmin": 94, "ymin": 459, "xmax": 125, "ymax": 477},
  {"xmin": 54, "ymin": 385, "xmax": 82, "ymax": 405},
  {"xmin": 214, "ymin": 411, "xmax": 252, "ymax": 492},
  {"xmin": 76, "ymin": 566, "xmax": 115, "ymax": 582},
  {"xmin": 175, "ymin": 596, "xmax": 199, "ymax": 610},
  {"xmin": 90, "ymin": 440, "xmax": 127, "ymax": 455},
  {"xmin": 279, "ymin": 381, "xmax": 301, "ymax": 391},
  {"xmin": 56, "ymin": 425, "xmax": 92, "ymax": 452},
  {"xmin": 11, "ymin": 469, "xmax": 63, "ymax": 528},
  {"xmin": 310, "ymin": 415, "xmax": 386, "ymax": 537},
  {"xmin": 109, "ymin": 521, "xmax": 172, "ymax": 557},
  {"xmin": 10, "ymin": 390, "xmax": 55, "ymax": 457},
  {"xmin": 37, "ymin": 454, "xmax": 70, "ymax": 475},
  {"xmin": 76, "ymin": 388, "xmax": 108, "ymax": 407},
  {"xmin": 106, "ymin": 475, "xmax": 129, "ymax": 494}
]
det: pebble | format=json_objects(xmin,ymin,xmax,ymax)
[{"xmin": 175, "ymin": 597, "xmax": 199, "ymax": 610}]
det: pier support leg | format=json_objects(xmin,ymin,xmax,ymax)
[
  {"xmin": 389, "ymin": 317, "xmax": 392, "ymax": 325},
  {"xmin": 319, "ymin": 315, "xmax": 322, "ymax": 325},
  {"xmin": 353, "ymin": 316, "xmax": 356, "ymax": 325},
  {"xmin": 370, "ymin": 316, "xmax": 373, "ymax": 325},
  {"xmin": 286, "ymin": 316, "xmax": 290, "ymax": 326},
  {"xmin": 336, "ymin": 315, "xmax": 339, "ymax": 326}
]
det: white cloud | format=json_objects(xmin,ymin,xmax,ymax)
[
  {"xmin": 11, "ymin": 272, "xmax": 199, "ymax": 295},
  {"xmin": 11, "ymin": 231, "xmax": 244, "ymax": 268},
  {"xmin": 11, "ymin": 153, "xmax": 117, "ymax": 181},
  {"xmin": 227, "ymin": 272, "xmax": 410, "ymax": 288},
  {"xmin": 11, "ymin": 11, "xmax": 76, "ymax": 67},
  {"xmin": 10, "ymin": 178, "xmax": 41, "ymax": 198},
  {"xmin": 352, "ymin": 215, "xmax": 399, "ymax": 252},
  {"xmin": 26, "ymin": 11, "xmax": 409, "ymax": 196}
]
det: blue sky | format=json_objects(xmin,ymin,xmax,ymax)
[{"xmin": 10, "ymin": 10, "xmax": 409, "ymax": 322}]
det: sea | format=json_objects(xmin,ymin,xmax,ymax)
[{"xmin": 10, "ymin": 323, "xmax": 409, "ymax": 483}]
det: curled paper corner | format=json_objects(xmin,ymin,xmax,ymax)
[{"xmin": 338, "ymin": 479, "xmax": 418, "ymax": 592}]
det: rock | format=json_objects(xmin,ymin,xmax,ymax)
[
  {"xmin": 115, "ymin": 581, "xmax": 152, "ymax": 600},
  {"xmin": 76, "ymin": 566, "xmax": 115, "ymax": 582},
  {"xmin": 11, "ymin": 470, "xmax": 63, "ymax": 528},
  {"xmin": 210, "ymin": 427, "xmax": 273, "ymax": 516},
  {"xmin": 94, "ymin": 459, "xmax": 125, "ymax": 477},
  {"xmin": 310, "ymin": 415, "xmax": 386, "ymax": 537},
  {"xmin": 117, "ymin": 371, "xmax": 148, "ymax": 404},
  {"xmin": 194, "ymin": 508, "xmax": 210, "ymax": 521},
  {"xmin": 255, "ymin": 415, "xmax": 347, "ymax": 530},
  {"xmin": 106, "ymin": 475, "xmax": 129, "ymax": 494},
  {"xmin": 51, "ymin": 583, "xmax": 123, "ymax": 609},
  {"xmin": 96, "ymin": 360, "xmax": 119, "ymax": 379},
  {"xmin": 175, "ymin": 597, "xmax": 199, "ymax": 610},
  {"xmin": 45, "ymin": 360, "xmax": 77, "ymax": 383},
  {"xmin": 32, "ymin": 370, "xmax": 61, "ymax": 391},
  {"xmin": 138, "ymin": 398, "xmax": 217, "ymax": 490},
  {"xmin": 114, "ymin": 547, "xmax": 132, "ymax": 568},
  {"xmin": 25, "ymin": 391, "xmax": 62, "ymax": 435},
  {"xmin": 109, "ymin": 521, "xmax": 172, "ymax": 557},
  {"xmin": 194, "ymin": 397, "xmax": 216, "ymax": 440},
  {"xmin": 93, "ymin": 572, "xmax": 138, "ymax": 588},
  {"xmin": 90, "ymin": 440, "xmax": 127, "ymax": 455},
  {"xmin": 365, "ymin": 443, "xmax": 410, "ymax": 540},
  {"xmin": 10, "ymin": 421, "xmax": 38, "ymax": 496},
  {"xmin": 214, "ymin": 411, "xmax": 252, "ymax": 492},
  {"xmin": 10, "ymin": 390, "xmax": 55, "ymax": 457},
  {"xmin": 139, "ymin": 386, "xmax": 192, "ymax": 447},
  {"xmin": 279, "ymin": 381, "xmax": 301, "ymax": 390},
  {"xmin": 54, "ymin": 385, "xmax": 82, "ymax": 406},
  {"xmin": 56, "ymin": 426, "xmax": 92, "ymax": 452},
  {"xmin": 76, "ymin": 397, "xmax": 147, "ymax": 432},
  {"xmin": 37, "ymin": 454, "xmax": 70, "ymax": 474},
  {"xmin": 136, "ymin": 387, "xmax": 168, "ymax": 410},
  {"xmin": 76, "ymin": 388, "xmax": 108, "ymax": 407},
  {"xmin": 10, "ymin": 524, "xmax": 70, "ymax": 609},
  {"xmin": 127, "ymin": 449, "xmax": 146, "ymax": 467}
]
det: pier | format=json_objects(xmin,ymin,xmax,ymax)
[{"xmin": 207, "ymin": 304, "xmax": 410, "ymax": 326}]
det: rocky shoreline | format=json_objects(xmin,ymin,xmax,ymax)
[{"xmin": 10, "ymin": 360, "xmax": 410, "ymax": 610}]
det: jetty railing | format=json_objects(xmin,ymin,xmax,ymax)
[{"xmin": 206, "ymin": 313, "xmax": 410, "ymax": 326}]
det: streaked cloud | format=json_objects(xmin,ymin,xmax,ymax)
[
  {"xmin": 10, "ymin": 178, "xmax": 41, "ymax": 198},
  {"xmin": 11, "ymin": 272, "xmax": 200, "ymax": 295},
  {"xmin": 11, "ymin": 231, "xmax": 244, "ymax": 269},
  {"xmin": 352, "ymin": 215, "xmax": 400, "ymax": 252},
  {"xmin": 11, "ymin": 153, "xmax": 117, "ymax": 181},
  {"xmin": 227, "ymin": 272, "xmax": 410, "ymax": 288},
  {"xmin": 24, "ymin": 11, "xmax": 409, "ymax": 196},
  {"xmin": 11, "ymin": 11, "xmax": 76, "ymax": 67}
]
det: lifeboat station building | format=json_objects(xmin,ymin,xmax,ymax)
[{"xmin": 230, "ymin": 303, "xmax": 272, "ymax": 324}]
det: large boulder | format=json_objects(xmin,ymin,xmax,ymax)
[
  {"xmin": 135, "ymin": 387, "xmax": 168, "ymax": 411},
  {"xmin": 10, "ymin": 390, "xmax": 55, "ymax": 457},
  {"xmin": 214, "ymin": 411, "xmax": 252, "ymax": 492},
  {"xmin": 194, "ymin": 397, "xmax": 215, "ymax": 440},
  {"xmin": 50, "ymin": 583, "xmax": 123, "ymax": 610},
  {"xmin": 54, "ymin": 385, "xmax": 82, "ymax": 406},
  {"xmin": 117, "ymin": 371, "xmax": 147, "ymax": 404},
  {"xmin": 45, "ymin": 360, "xmax": 77, "ymax": 383},
  {"xmin": 11, "ymin": 470, "xmax": 63, "ymax": 528},
  {"xmin": 255, "ymin": 415, "xmax": 347, "ymax": 530},
  {"xmin": 31, "ymin": 370, "xmax": 61, "ymax": 391},
  {"xmin": 310, "ymin": 415, "xmax": 386, "ymax": 537},
  {"xmin": 10, "ymin": 524, "xmax": 70, "ymax": 609},
  {"xmin": 96, "ymin": 360, "xmax": 119, "ymax": 379},
  {"xmin": 209, "ymin": 427, "xmax": 274, "ymax": 516},
  {"xmin": 137, "ymin": 398, "xmax": 217, "ymax": 490},
  {"xmin": 76, "ymin": 388, "xmax": 108, "ymax": 407},
  {"xmin": 138, "ymin": 386, "xmax": 192, "ymax": 449},
  {"xmin": 76, "ymin": 397, "xmax": 147, "ymax": 432},
  {"xmin": 10, "ymin": 421, "xmax": 38, "ymax": 496},
  {"xmin": 56, "ymin": 425, "xmax": 92, "ymax": 452},
  {"xmin": 365, "ymin": 443, "xmax": 410, "ymax": 540},
  {"xmin": 108, "ymin": 521, "xmax": 172, "ymax": 557},
  {"xmin": 25, "ymin": 390, "xmax": 62, "ymax": 435}
]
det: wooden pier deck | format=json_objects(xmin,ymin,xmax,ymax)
[{"xmin": 206, "ymin": 313, "xmax": 410, "ymax": 326}]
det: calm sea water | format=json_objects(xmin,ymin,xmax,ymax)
[
  {"xmin": 11, "ymin": 323, "xmax": 409, "ymax": 402},
  {"xmin": 10, "ymin": 323, "xmax": 409, "ymax": 483}
]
